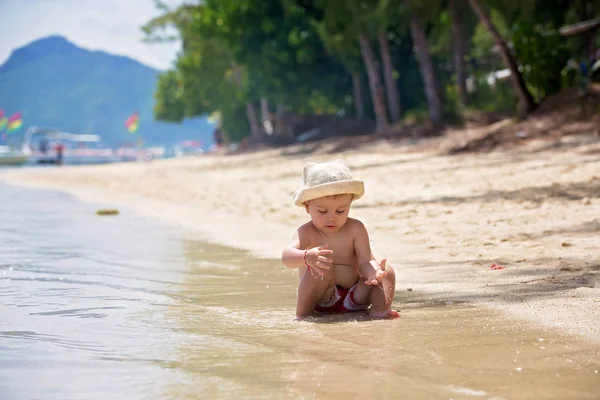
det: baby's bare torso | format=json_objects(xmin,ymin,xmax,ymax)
[{"xmin": 303, "ymin": 219, "xmax": 361, "ymax": 288}]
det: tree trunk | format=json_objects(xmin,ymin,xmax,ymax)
[
  {"xmin": 260, "ymin": 97, "xmax": 269, "ymax": 131},
  {"xmin": 378, "ymin": 32, "xmax": 402, "ymax": 123},
  {"xmin": 449, "ymin": 0, "xmax": 468, "ymax": 106},
  {"xmin": 352, "ymin": 72, "xmax": 365, "ymax": 120},
  {"xmin": 231, "ymin": 62, "xmax": 263, "ymax": 139},
  {"xmin": 245, "ymin": 101, "xmax": 262, "ymax": 139},
  {"xmin": 260, "ymin": 97, "xmax": 273, "ymax": 134},
  {"xmin": 467, "ymin": 0, "xmax": 537, "ymax": 115},
  {"xmin": 409, "ymin": 15, "xmax": 444, "ymax": 126},
  {"xmin": 275, "ymin": 103, "xmax": 290, "ymax": 139},
  {"xmin": 358, "ymin": 33, "xmax": 389, "ymax": 133}
]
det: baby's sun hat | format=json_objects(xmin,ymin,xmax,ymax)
[{"xmin": 293, "ymin": 161, "xmax": 364, "ymax": 207}]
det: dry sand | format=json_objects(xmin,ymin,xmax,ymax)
[{"xmin": 2, "ymin": 134, "xmax": 599, "ymax": 341}]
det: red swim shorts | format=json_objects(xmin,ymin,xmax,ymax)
[{"xmin": 315, "ymin": 283, "xmax": 370, "ymax": 313}]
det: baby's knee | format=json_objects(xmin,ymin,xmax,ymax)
[{"xmin": 384, "ymin": 264, "xmax": 396, "ymax": 282}]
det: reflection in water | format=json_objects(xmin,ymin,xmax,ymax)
[{"xmin": 0, "ymin": 182, "xmax": 599, "ymax": 399}]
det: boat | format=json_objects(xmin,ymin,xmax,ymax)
[
  {"xmin": 0, "ymin": 145, "xmax": 29, "ymax": 166},
  {"xmin": 23, "ymin": 126, "xmax": 109, "ymax": 165}
]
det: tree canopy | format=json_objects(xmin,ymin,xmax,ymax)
[{"xmin": 143, "ymin": 0, "xmax": 599, "ymax": 143}]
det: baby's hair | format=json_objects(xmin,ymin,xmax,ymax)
[
  {"xmin": 306, "ymin": 193, "xmax": 354, "ymax": 204},
  {"xmin": 331, "ymin": 193, "xmax": 354, "ymax": 200}
]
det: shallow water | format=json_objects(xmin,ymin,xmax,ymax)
[{"xmin": 0, "ymin": 182, "xmax": 598, "ymax": 399}]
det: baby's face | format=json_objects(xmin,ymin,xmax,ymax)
[{"xmin": 305, "ymin": 194, "xmax": 353, "ymax": 233}]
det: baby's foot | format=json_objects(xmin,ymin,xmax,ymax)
[{"xmin": 368, "ymin": 309, "xmax": 400, "ymax": 319}]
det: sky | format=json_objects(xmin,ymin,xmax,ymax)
[{"xmin": 0, "ymin": 0, "xmax": 189, "ymax": 70}]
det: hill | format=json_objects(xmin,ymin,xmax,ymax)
[{"xmin": 0, "ymin": 36, "xmax": 214, "ymax": 148}]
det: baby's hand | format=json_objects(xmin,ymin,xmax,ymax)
[
  {"xmin": 365, "ymin": 259, "xmax": 387, "ymax": 285},
  {"xmin": 306, "ymin": 244, "xmax": 333, "ymax": 277}
]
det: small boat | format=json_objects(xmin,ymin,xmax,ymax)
[
  {"xmin": 0, "ymin": 145, "xmax": 29, "ymax": 166},
  {"xmin": 24, "ymin": 127, "xmax": 110, "ymax": 165}
]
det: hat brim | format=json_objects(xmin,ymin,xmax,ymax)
[{"xmin": 293, "ymin": 179, "xmax": 364, "ymax": 206}]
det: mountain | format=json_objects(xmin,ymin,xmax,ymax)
[{"xmin": 0, "ymin": 36, "xmax": 214, "ymax": 148}]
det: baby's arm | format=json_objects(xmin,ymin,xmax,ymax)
[
  {"xmin": 281, "ymin": 230, "xmax": 310, "ymax": 269},
  {"xmin": 353, "ymin": 221, "xmax": 386, "ymax": 285},
  {"xmin": 281, "ymin": 227, "xmax": 333, "ymax": 276}
]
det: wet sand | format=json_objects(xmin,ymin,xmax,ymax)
[
  {"xmin": 165, "ymin": 242, "xmax": 600, "ymax": 400},
  {"xmin": 1, "ymin": 135, "xmax": 599, "ymax": 344}
]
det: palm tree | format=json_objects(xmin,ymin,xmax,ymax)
[
  {"xmin": 379, "ymin": 32, "xmax": 402, "ymax": 123},
  {"xmin": 359, "ymin": 33, "xmax": 390, "ymax": 133},
  {"xmin": 409, "ymin": 13, "xmax": 444, "ymax": 126},
  {"xmin": 352, "ymin": 73, "xmax": 365, "ymax": 119}
]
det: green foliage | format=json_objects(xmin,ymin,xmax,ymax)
[
  {"xmin": 144, "ymin": 3, "xmax": 249, "ymax": 140},
  {"xmin": 220, "ymin": 102, "xmax": 250, "ymax": 144},
  {"xmin": 402, "ymin": 108, "xmax": 430, "ymax": 125},
  {"xmin": 154, "ymin": 70, "xmax": 185, "ymax": 122},
  {"xmin": 442, "ymin": 83, "xmax": 462, "ymax": 123},
  {"xmin": 470, "ymin": 8, "xmax": 510, "ymax": 63},
  {"xmin": 141, "ymin": 0, "xmax": 598, "ymax": 141},
  {"xmin": 511, "ymin": 22, "xmax": 571, "ymax": 101},
  {"xmin": 144, "ymin": 0, "xmax": 359, "ymax": 142},
  {"xmin": 469, "ymin": 74, "xmax": 517, "ymax": 114},
  {"xmin": 203, "ymin": 0, "xmax": 351, "ymax": 108},
  {"xmin": 428, "ymin": 9, "xmax": 453, "ymax": 56}
]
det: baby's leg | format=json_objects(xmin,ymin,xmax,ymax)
[
  {"xmin": 369, "ymin": 264, "xmax": 399, "ymax": 318},
  {"xmin": 295, "ymin": 267, "xmax": 335, "ymax": 319},
  {"xmin": 352, "ymin": 264, "xmax": 399, "ymax": 318}
]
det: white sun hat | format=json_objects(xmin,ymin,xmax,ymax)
[{"xmin": 293, "ymin": 161, "xmax": 364, "ymax": 207}]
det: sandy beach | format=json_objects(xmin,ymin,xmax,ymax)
[{"xmin": 2, "ymin": 134, "xmax": 599, "ymax": 341}]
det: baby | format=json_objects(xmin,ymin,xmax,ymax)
[{"xmin": 281, "ymin": 161, "xmax": 399, "ymax": 319}]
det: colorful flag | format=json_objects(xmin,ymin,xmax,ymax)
[
  {"xmin": 124, "ymin": 112, "xmax": 139, "ymax": 133},
  {"xmin": 7, "ymin": 112, "xmax": 23, "ymax": 133}
]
